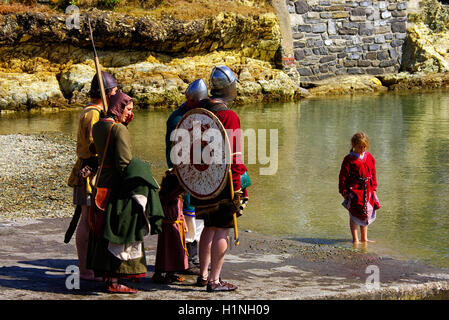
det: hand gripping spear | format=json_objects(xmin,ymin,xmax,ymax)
[{"xmin": 87, "ymin": 16, "xmax": 108, "ymax": 115}]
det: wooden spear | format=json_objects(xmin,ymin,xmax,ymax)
[
  {"xmin": 229, "ymin": 169, "xmax": 240, "ymax": 246},
  {"xmin": 87, "ymin": 16, "xmax": 108, "ymax": 115}
]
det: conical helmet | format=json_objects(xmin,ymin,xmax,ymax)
[
  {"xmin": 209, "ymin": 66, "xmax": 238, "ymax": 90},
  {"xmin": 185, "ymin": 79, "xmax": 208, "ymax": 103}
]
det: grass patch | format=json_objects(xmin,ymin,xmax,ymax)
[
  {"xmin": 0, "ymin": 2, "xmax": 53, "ymax": 14},
  {"xmin": 0, "ymin": 0, "xmax": 274, "ymax": 20},
  {"xmin": 115, "ymin": 0, "xmax": 274, "ymax": 20}
]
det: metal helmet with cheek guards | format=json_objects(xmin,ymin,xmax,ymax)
[
  {"xmin": 185, "ymin": 79, "xmax": 208, "ymax": 105},
  {"xmin": 209, "ymin": 66, "xmax": 238, "ymax": 90}
]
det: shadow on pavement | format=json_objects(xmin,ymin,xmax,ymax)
[
  {"xmin": 0, "ymin": 259, "xmax": 101, "ymax": 296},
  {"xmin": 0, "ymin": 259, "xmax": 202, "ymax": 296}
]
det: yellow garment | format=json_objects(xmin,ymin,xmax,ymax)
[
  {"xmin": 162, "ymin": 219, "xmax": 189, "ymax": 256},
  {"xmin": 68, "ymin": 104, "xmax": 102, "ymax": 192},
  {"xmin": 67, "ymin": 158, "xmax": 82, "ymax": 188},
  {"xmin": 76, "ymin": 104, "xmax": 102, "ymax": 160}
]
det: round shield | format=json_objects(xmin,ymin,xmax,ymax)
[{"xmin": 172, "ymin": 108, "xmax": 231, "ymax": 200}]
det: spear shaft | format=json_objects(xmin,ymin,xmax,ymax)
[{"xmin": 87, "ymin": 16, "xmax": 108, "ymax": 114}]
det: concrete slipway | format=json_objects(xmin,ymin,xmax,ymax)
[{"xmin": 0, "ymin": 217, "xmax": 448, "ymax": 301}]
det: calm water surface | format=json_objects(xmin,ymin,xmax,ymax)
[{"xmin": 1, "ymin": 91, "xmax": 448, "ymax": 268}]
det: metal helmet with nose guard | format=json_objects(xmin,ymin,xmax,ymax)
[{"xmin": 185, "ymin": 79, "xmax": 208, "ymax": 106}]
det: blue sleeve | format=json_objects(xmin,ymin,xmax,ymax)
[{"xmin": 165, "ymin": 106, "xmax": 185, "ymax": 168}]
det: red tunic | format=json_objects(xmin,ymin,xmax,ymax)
[
  {"xmin": 215, "ymin": 109, "xmax": 248, "ymax": 193},
  {"xmin": 339, "ymin": 151, "xmax": 379, "ymax": 223}
]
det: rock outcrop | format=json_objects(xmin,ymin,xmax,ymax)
[
  {"xmin": 0, "ymin": 7, "xmax": 305, "ymax": 111},
  {"xmin": 376, "ymin": 0, "xmax": 449, "ymax": 91},
  {"xmin": 401, "ymin": 22, "xmax": 449, "ymax": 74},
  {"xmin": 378, "ymin": 71, "xmax": 449, "ymax": 91},
  {"xmin": 0, "ymin": 72, "xmax": 66, "ymax": 110},
  {"xmin": 305, "ymin": 75, "xmax": 387, "ymax": 96},
  {"xmin": 0, "ymin": 9, "xmax": 280, "ymax": 59}
]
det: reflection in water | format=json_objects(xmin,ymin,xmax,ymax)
[{"xmin": 1, "ymin": 91, "xmax": 448, "ymax": 268}]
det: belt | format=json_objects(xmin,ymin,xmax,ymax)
[{"xmin": 162, "ymin": 219, "xmax": 188, "ymax": 256}]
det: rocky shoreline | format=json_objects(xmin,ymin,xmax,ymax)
[{"xmin": 0, "ymin": 133, "xmax": 76, "ymax": 220}]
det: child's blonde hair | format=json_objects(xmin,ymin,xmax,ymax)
[{"xmin": 351, "ymin": 132, "xmax": 370, "ymax": 150}]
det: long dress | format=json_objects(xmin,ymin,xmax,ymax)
[
  {"xmin": 339, "ymin": 151, "xmax": 380, "ymax": 226},
  {"xmin": 87, "ymin": 118, "xmax": 150, "ymax": 279},
  {"xmin": 155, "ymin": 191, "xmax": 189, "ymax": 273}
]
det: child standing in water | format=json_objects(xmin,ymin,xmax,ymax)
[{"xmin": 339, "ymin": 132, "xmax": 380, "ymax": 244}]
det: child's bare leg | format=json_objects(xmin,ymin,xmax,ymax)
[
  {"xmin": 349, "ymin": 218, "xmax": 359, "ymax": 244},
  {"xmin": 360, "ymin": 225, "xmax": 375, "ymax": 242}
]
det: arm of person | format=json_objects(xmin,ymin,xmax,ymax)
[
  {"xmin": 371, "ymin": 155, "xmax": 377, "ymax": 192},
  {"xmin": 82, "ymin": 109, "xmax": 101, "ymax": 156},
  {"xmin": 113, "ymin": 123, "xmax": 133, "ymax": 174},
  {"xmin": 339, "ymin": 157, "xmax": 350, "ymax": 199},
  {"xmin": 217, "ymin": 110, "xmax": 248, "ymax": 191},
  {"xmin": 165, "ymin": 119, "xmax": 173, "ymax": 169}
]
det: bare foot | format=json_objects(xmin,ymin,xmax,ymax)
[{"xmin": 361, "ymin": 239, "xmax": 375, "ymax": 243}]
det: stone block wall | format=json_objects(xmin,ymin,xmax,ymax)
[{"xmin": 287, "ymin": 0, "xmax": 407, "ymax": 83}]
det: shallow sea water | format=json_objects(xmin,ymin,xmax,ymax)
[{"xmin": 1, "ymin": 90, "xmax": 448, "ymax": 268}]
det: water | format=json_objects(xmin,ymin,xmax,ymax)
[{"xmin": 1, "ymin": 90, "xmax": 449, "ymax": 268}]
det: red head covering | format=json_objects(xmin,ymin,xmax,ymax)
[{"xmin": 107, "ymin": 90, "xmax": 133, "ymax": 119}]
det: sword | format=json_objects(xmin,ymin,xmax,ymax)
[{"xmin": 64, "ymin": 205, "xmax": 82, "ymax": 243}]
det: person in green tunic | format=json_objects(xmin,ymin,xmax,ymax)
[{"xmin": 87, "ymin": 90, "xmax": 164, "ymax": 294}]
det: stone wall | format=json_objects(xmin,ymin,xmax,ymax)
[{"xmin": 287, "ymin": 0, "xmax": 408, "ymax": 83}]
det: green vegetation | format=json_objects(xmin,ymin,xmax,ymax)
[
  {"xmin": 411, "ymin": 0, "xmax": 449, "ymax": 32},
  {"xmin": 0, "ymin": 0, "xmax": 273, "ymax": 19}
]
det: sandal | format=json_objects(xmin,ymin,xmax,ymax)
[
  {"xmin": 207, "ymin": 280, "xmax": 237, "ymax": 292},
  {"xmin": 152, "ymin": 273, "xmax": 169, "ymax": 284},
  {"xmin": 166, "ymin": 273, "xmax": 185, "ymax": 283},
  {"xmin": 196, "ymin": 276, "xmax": 208, "ymax": 287},
  {"xmin": 107, "ymin": 283, "xmax": 138, "ymax": 294}
]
